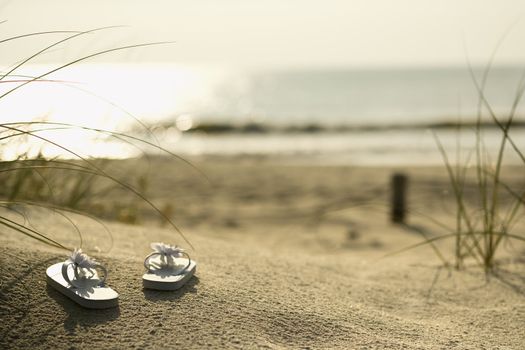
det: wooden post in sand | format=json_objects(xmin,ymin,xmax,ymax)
[{"xmin": 391, "ymin": 173, "xmax": 408, "ymax": 223}]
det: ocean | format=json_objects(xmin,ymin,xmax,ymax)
[{"xmin": 1, "ymin": 64, "xmax": 524, "ymax": 165}]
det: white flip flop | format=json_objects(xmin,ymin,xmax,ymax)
[
  {"xmin": 46, "ymin": 249, "xmax": 119, "ymax": 309},
  {"xmin": 142, "ymin": 242, "xmax": 196, "ymax": 291}
]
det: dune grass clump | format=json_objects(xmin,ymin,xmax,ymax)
[
  {"xmin": 422, "ymin": 65, "xmax": 525, "ymax": 272},
  {"xmin": 0, "ymin": 26, "xmax": 197, "ymax": 251},
  {"xmin": 0, "ymin": 148, "xmax": 111, "ymax": 210}
]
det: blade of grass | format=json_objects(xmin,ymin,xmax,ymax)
[
  {"xmin": 433, "ymin": 131, "xmax": 485, "ymax": 260},
  {"xmin": 400, "ymin": 223, "xmax": 449, "ymax": 266},
  {"xmin": 0, "ymin": 73, "xmax": 160, "ymax": 147},
  {"xmin": 0, "ymin": 30, "xmax": 81, "ymax": 45},
  {"xmin": 383, "ymin": 230, "xmax": 525, "ymax": 259},
  {"xmin": 4, "ymin": 121, "xmax": 211, "ymax": 183},
  {"xmin": 0, "ymin": 41, "xmax": 174, "ymax": 101},
  {"xmin": 0, "ymin": 216, "xmax": 68, "ymax": 249},
  {"xmin": 1, "ymin": 200, "xmax": 114, "ymax": 253},
  {"xmin": 0, "ymin": 26, "xmax": 123, "ymax": 82}
]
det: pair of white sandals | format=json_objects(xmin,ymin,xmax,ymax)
[{"xmin": 46, "ymin": 242, "xmax": 196, "ymax": 309}]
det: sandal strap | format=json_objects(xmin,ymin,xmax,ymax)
[
  {"xmin": 144, "ymin": 250, "xmax": 192, "ymax": 275},
  {"xmin": 61, "ymin": 260, "xmax": 107, "ymax": 288}
]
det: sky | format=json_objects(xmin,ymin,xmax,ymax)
[{"xmin": 1, "ymin": 0, "xmax": 525, "ymax": 68}]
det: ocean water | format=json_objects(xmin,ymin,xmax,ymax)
[
  {"xmin": 192, "ymin": 66, "xmax": 524, "ymax": 127},
  {"xmin": 1, "ymin": 64, "xmax": 524, "ymax": 164}
]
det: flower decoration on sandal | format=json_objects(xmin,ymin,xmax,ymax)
[
  {"xmin": 61, "ymin": 248, "xmax": 107, "ymax": 288},
  {"xmin": 144, "ymin": 242, "xmax": 191, "ymax": 275}
]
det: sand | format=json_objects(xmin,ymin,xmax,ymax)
[{"xmin": 1, "ymin": 155, "xmax": 524, "ymax": 349}]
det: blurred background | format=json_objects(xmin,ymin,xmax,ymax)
[{"xmin": 1, "ymin": 0, "xmax": 525, "ymax": 164}]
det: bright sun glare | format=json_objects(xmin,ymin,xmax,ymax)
[{"xmin": 0, "ymin": 63, "xmax": 218, "ymax": 159}]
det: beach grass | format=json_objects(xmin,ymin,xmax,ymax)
[
  {"xmin": 0, "ymin": 27, "xmax": 198, "ymax": 252},
  {"xmin": 413, "ymin": 61, "xmax": 525, "ymax": 272}
]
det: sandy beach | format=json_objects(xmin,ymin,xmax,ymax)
[
  {"xmin": 0, "ymin": 155, "xmax": 524, "ymax": 349},
  {"xmin": 2, "ymin": 1, "xmax": 525, "ymax": 348}
]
